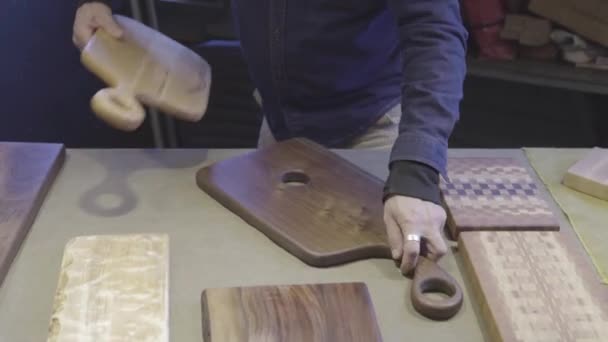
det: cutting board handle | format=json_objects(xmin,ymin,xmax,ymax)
[
  {"xmin": 91, "ymin": 87, "xmax": 145, "ymax": 131},
  {"xmin": 410, "ymin": 257, "xmax": 463, "ymax": 320}
]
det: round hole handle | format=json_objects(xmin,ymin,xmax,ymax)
[
  {"xmin": 91, "ymin": 87, "xmax": 145, "ymax": 131},
  {"xmin": 410, "ymin": 257, "xmax": 463, "ymax": 320}
]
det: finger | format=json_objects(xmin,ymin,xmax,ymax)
[
  {"xmin": 424, "ymin": 229, "xmax": 448, "ymax": 262},
  {"xmin": 73, "ymin": 28, "xmax": 92, "ymax": 49},
  {"xmin": 400, "ymin": 232, "xmax": 421, "ymax": 275},
  {"xmin": 97, "ymin": 15, "xmax": 123, "ymax": 38},
  {"xmin": 384, "ymin": 214, "xmax": 403, "ymax": 260}
]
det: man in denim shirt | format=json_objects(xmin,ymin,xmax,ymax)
[{"xmin": 73, "ymin": 0, "xmax": 468, "ymax": 274}]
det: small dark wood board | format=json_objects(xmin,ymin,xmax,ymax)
[
  {"xmin": 0, "ymin": 142, "xmax": 65, "ymax": 287},
  {"xmin": 196, "ymin": 138, "xmax": 390, "ymax": 267},
  {"xmin": 201, "ymin": 282, "xmax": 384, "ymax": 342}
]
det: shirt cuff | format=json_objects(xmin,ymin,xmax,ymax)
[
  {"xmin": 383, "ymin": 160, "xmax": 441, "ymax": 205},
  {"xmin": 389, "ymin": 132, "xmax": 448, "ymax": 180}
]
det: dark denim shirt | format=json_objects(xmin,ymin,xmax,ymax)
[
  {"xmin": 82, "ymin": 0, "xmax": 468, "ymax": 204},
  {"xmin": 231, "ymin": 0, "xmax": 468, "ymax": 178}
]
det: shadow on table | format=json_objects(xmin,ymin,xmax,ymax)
[{"xmin": 79, "ymin": 149, "xmax": 210, "ymax": 217}]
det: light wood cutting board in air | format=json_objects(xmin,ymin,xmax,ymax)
[
  {"xmin": 201, "ymin": 282, "xmax": 383, "ymax": 342},
  {"xmin": 81, "ymin": 15, "xmax": 212, "ymax": 131}
]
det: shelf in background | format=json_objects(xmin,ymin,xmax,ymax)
[{"xmin": 467, "ymin": 57, "xmax": 608, "ymax": 95}]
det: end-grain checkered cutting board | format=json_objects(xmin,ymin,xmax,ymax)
[{"xmin": 440, "ymin": 157, "xmax": 559, "ymax": 238}]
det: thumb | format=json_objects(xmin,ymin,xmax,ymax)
[{"xmin": 97, "ymin": 15, "xmax": 123, "ymax": 38}]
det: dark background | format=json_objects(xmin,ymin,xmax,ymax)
[{"xmin": 1, "ymin": 0, "xmax": 605, "ymax": 148}]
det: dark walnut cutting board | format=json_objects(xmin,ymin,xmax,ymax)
[
  {"xmin": 0, "ymin": 142, "xmax": 65, "ymax": 287},
  {"xmin": 196, "ymin": 138, "xmax": 464, "ymax": 321},
  {"xmin": 196, "ymin": 138, "xmax": 389, "ymax": 267},
  {"xmin": 201, "ymin": 282, "xmax": 383, "ymax": 342}
]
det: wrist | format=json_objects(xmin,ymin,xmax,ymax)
[{"xmin": 383, "ymin": 160, "xmax": 441, "ymax": 205}]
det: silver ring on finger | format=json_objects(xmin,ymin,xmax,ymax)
[{"xmin": 405, "ymin": 234, "xmax": 421, "ymax": 242}]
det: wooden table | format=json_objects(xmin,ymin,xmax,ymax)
[{"xmin": 0, "ymin": 147, "xmax": 594, "ymax": 342}]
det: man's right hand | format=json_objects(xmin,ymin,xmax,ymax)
[{"xmin": 73, "ymin": 2, "xmax": 123, "ymax": 50}]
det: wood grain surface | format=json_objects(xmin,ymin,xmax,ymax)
[
  {"xmin": 0, "ymin": 142, "xmax": 64, "ymax": 287},
  {"xmin": 81, "ymin": 14, "xmax": 211, "ymax": 131},
  {"xmin": 196, "ymin": 138, "xmax": 390, "ymax": 267},
  {"xmin": 440, "ymin": 157, "xmax": 560, "ymax": 239},
  {"xmin": 201, "ymin": 282, "xmax": 383, "ymax": 342},
  {"xmin": 459, "ymin": 230, "xmax": 608, "ymax": 342},
  {"xmin": 47, "ymin": 234, "xmax": 169, "ymax": 342},
  {"xmin": 562, "ymin": 147, "xmax": 608, "ymax": 201}
]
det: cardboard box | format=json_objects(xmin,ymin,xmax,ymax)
[{"xmin": 529, "ymin": 0, "xmax": 608, "ymax": 47}]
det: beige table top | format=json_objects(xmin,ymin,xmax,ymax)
[{"xmin": 0, "ymin": 147, "xmax": 588, "ymax": 342}]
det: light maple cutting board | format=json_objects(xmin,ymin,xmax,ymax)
[
  {"xmin": 81, "ymin": 14, "xmax": 212, "ymax": 131},
  {"xmin": 562, "ymin": 147, "xmax": 608, "ymax": 201},
  {"xmin": 459, "ymin": 230, "xmax": 608, "ymax": 341},
  {"xmin": 196, "ymin": 138, "xmax": 464, "ymax": 321},
  {"xmin": 0, "ymin": 142, "xmax": 65, "ymax": 287},
  {"xmin": 47, "ymin": 234, "xmax": 169, "ymax": 342},
  {"xmin": 201, "ymin": 282, "xmax": 383, "ymax": 342}
]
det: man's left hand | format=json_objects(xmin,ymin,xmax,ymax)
[{"xmin": 383, "ymin": 195, "xmax": 448, "ymax": 275}]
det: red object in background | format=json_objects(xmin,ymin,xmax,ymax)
[{"xmin": 461, "ymin": 0, "xmax": 517, "ymax": 60}]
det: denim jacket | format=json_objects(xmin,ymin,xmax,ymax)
[{"xmin": 231, "ymin": 0, "xmax": 468, "ymax": 179}]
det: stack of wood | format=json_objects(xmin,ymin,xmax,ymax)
[
  {"xmin": 528, "ymin": 0, "xmax": 608, "ymax": 69},
  {"xmin": 461, "ymin": 0, "xmax": 608, "ymax": 68}
]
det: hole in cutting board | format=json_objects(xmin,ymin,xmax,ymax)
[
  {"xmin": 422, "ymin": 290, "xmax": 451, "ymax": 301},
  {"xmin": 281, "ymin": 170, "xmax": 310, "ymax": 186},
  {"xmin": 419, "ymin": 278, "xmax": 456, "ymax": 301}
]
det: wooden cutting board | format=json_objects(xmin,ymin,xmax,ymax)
[
  {"xmin": 201, "ymin": 282, "xmax": 383, "ymax": 342},
  {"xmin": 440, "ymin": 157, "xmax": 560, "ymax": 239},
  {"xmin": 459, "ymin": 230, "xmax": 608, "ymax": 342},
  {"xmin": 0, "ymin": 142, "xmax": 64, "ymax": 287},
  {"xmin": 196, "ymin": 138, "xmax": 464, "ymax": 320},
  {"xmin": 562, "ymin": 147, "xmax": 608, "ymax": 201},
  {"xmin": 47, "ymin": 234, "xmax": 169, "ymax": 342},
  {"xmin": 196, "ymin": 138, "xmax": 389, "ymax": 267},
  {"xmin": 81, "ymin": 14, "xmax": 212, "ymax": 131}
]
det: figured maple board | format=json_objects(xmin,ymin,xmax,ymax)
[
  {"xmin": 459, "ymin": 231, "xmax": 608, "ymax": 342},
  {"xmin": 201, "ymin": 282, "xmax": 383, "ymax": 342},
  {"xmin": 562, "ymin": 147, "xmax": 608, "ymax": 201},
  {"xmin": 81, "ymin": 14, "xmax": 211, "ymax": 131},
  {"xmin": 439, "ymin": 157, "xmax": 559, "ymax": 238},
  {"xmin": 196, "ymin": 138, "xmax": 389, "ymax": 267},
  {"xmin": 47, "ymin": 234, "xmax": 169, "ymax": 342},
  {"xmin": 0, "ymin": 142, "xmax": 64, "ymax": 287}
]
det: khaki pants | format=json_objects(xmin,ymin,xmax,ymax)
[{"xmin": 256, "ymin": 90, "xmax": 400, "ymax": 149}]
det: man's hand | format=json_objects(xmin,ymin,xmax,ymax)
[
  {"xmin": 383, "ymin": 195, "xmax": 448, "ymax": 275},
  {"xmin": 73, "ymin": 2, "xmax": 123, "ymax": 50}
]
